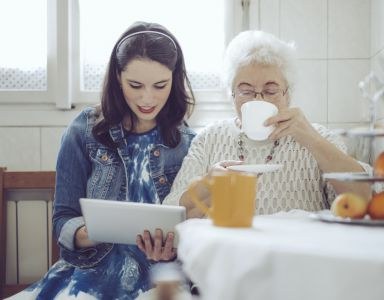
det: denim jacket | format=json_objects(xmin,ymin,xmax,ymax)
[{"xmin": 53, "ymin": 106, "xmax": 195, "ymax": 268}]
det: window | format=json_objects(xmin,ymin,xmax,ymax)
[
  {"xmin": 0, "ymin": 0, "xmax": 47, "ymax": 91},
  {"xmin": 0, "ymin": 0, "xmax": 243, "ymax": 108},
  {"xmin": 79, "ymin": 0, "xmax": 226, "ymax": 93}
]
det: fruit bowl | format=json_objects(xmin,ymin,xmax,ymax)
[{"xmin": 310, "ymin": 210, "xmax": 384, "ymax": 226}]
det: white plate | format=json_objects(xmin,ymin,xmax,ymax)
[
  {"xmin": 323, "ymin": 172, "xmax": 384, "ymax": 182},
  {"xmin": 227, "ymin": 164, "xmax": 283, "ymax": 174},
  {"xmin": 333, "ymin": 127, "xmax": 384, "ymax": 137},
  {"xmin": 310, "ymin": 210, "xmax": 384, "ymax": 227}
]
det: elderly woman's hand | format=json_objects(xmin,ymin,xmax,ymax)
[
  {"xmin": 211, "ymin": 160, "xmax": 244, "ymax": 171},
  {"xmin": 179, "ymin": 161, "xmax": 242, "ymax": 219},
  {"xmin": 265, "ymin": 107, "xmax": 321, "ymax": 146},
  {"xmin": 136, "ymin": 229, "xmax": 177, "ymax": 262},
  {"xmin": 180, "ymin": 176, "xmax": 211, "ymax": 218}
]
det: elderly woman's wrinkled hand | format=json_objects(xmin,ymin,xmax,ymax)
[
  {"xmin": 265, "ymin": 107, "xmax": 320, "ymax": 145},
  {"xmin": 180, "ymin": 176, "xmax": 214, "ymax": 219},
  {"xmin": 210, "ymin": 160, "xmax": 244, "ymax": 172}
]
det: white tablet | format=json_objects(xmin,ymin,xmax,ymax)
[{"xmin": 80, "ymin": 198, "xmax": 186, "ymax": 246}]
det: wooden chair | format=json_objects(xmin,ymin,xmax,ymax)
[{"xmin": 0, "ymin": 168, "xmax": 59, "ymax": 298}]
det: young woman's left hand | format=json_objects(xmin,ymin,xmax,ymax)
[{"xmin": 136, "ymin": 229, "xmax": 177, "ymax": 262}]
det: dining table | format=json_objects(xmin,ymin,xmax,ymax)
[{"xmin": 175, "ymin": 210, "xmax": 384, "ymax": 300}]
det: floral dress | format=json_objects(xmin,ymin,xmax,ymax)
[{"xmin": 9, "ymin": 128, "xmax": 165, "ymax": 300}]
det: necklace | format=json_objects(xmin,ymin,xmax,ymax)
[{"xmin": 237, "ymin": 132, "xmax": 280, "ymax": 162}]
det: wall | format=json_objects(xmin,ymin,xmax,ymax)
[
  {"xmin": 251, "ymin": 0, "xmax": 376, "ymax": 161},
  {"xmin": 0, "ymin": 0, "xmax": 381, "ymax": 171},
  {"xmin": 371, "ymin": 0, "xmax": 384, "ymax": 158},
  {"xmin": 0, "ymin": 105, "xmax": 79, "ymax": 171},
  {"xmin": 254, "ymin": 0, "xmax": 371, "ymax": 127},
  {"xmin": 372, "ymin": 0, "xmax": 384, "ymax": 117}
]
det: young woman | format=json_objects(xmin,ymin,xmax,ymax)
[{"xmin": 9, "ymin": 21, "xmax": 195, "ymax": 300}]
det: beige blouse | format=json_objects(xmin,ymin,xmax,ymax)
[{"xmin": 163, "ymin": 118, "xmax": 372, "ymax": 214}]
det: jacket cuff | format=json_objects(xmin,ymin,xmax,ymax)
[{"xmin": 58, "ymin": 216, "xmax": 85, "ymax": 251}]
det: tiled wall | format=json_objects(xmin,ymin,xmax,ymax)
[
  {"xmin": 0, "ymin": 107, "xmax": 80, "ymax": 171},
  {"xmin": 0, "ymin": 0, "xmax": 383, "ymax": 171},
  {"xmin": 371, "ymin": 0, "xmax": 384, "ymax": 157},
  {"xmin": 371, "ymin": 0, "xmax": 384, "ymax": 120},
  {"xmin": 254, "ymin": 0, "xmax": 372, "ymax": 126},
  {"xmin": 0, "ymin": 127, "xmax": 64, "ymax": 171}
]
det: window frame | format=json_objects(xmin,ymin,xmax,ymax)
[
  {"xmin": 0, "ymin": 0, "xmax": 245, "ymax": 110},
  {"xmin": 0, "ymin": 0, "xmax": 71, "ymax": 108}
]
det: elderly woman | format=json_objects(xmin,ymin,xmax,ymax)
[{"xmin": 163, "ymin": 30, "xmax": 371, "ymax": 218}]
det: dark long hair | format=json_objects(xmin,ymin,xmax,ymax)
[{"xmin": 92, "ymin": 21, "xmax": 195, "ymax": 148}]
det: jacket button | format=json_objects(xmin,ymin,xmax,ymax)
[
  {"xmin": 159, "ymin": 176, "xmax": 166, "ymax": 184},
  {"xmin": 101, "ymin": 154, "xmax": 108, "ymax": 161},
  {"xmin": 153, "ymin": 149, "xmax": 160, "ymax": 157}
]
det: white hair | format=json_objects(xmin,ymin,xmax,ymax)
[{"xmin": 222, "ymin": 30, "xmax": 297, "ymax": 93}]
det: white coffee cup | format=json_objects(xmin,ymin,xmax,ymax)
[{"xmin": 241, "ymin": 100, "xmax": 278, "ymax": 141}]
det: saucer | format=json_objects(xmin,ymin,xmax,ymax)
[{"xmin": 227, "ymin": 164, "xmax": 283, "ymax": 174}]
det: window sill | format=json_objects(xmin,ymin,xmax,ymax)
[
  {"xmin": 0, "ymin": 103, "xmax": 87, "ymax": 127},
  {"xmin": 0, "ymin": 90, "xmax": 233, "ymax": 127}
]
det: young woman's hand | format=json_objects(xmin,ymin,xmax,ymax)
[
  {"xmin": 74, "ymin": 225, "xmax": 97, "ymax": 249},
  {"xmin": 136, "ymin": 229, "xmax": 177, "ymax": 262}
]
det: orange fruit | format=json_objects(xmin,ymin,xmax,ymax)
[
  {"xmin": 331, "ymin": 193, "xmax": 368, "ymax": 219},
  {"xmin": 374, "ymin": 152, "xmax": 384, "ymax": 177},
  {"xmin": 368, "ymin": 192, "xmax": 384, "ymax": 220}
]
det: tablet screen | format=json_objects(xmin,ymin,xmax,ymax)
[{"xmin": 80, "ymin": 198, "xmax": 186, "ymax": 245}]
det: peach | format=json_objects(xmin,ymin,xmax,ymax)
[
  {"xmin": 368, "ymin": 192, "xmax": 384, "ymax": 220},
  {"xmin": 374, "ymin": 151, "xmax": 384, "ymax": 177},
  {"xmin": 331, "ymin": 193, "xmax": 368, "ymax": 219}
]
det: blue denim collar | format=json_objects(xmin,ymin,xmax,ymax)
[
  {"xmin": 109, "ymin": 123, "xmax": 168, "ymax": 149},
  {"xmin": 109, "ymin": 123, "xmax": 126, "ymax": 146},
  {"xmin": 108, "ymin": 122, "xmax": 194, "ymax": 149}
]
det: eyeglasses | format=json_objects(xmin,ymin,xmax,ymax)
[{"xmin": 232, "ymin": 86, "xmax": 289, "ymax": 102}]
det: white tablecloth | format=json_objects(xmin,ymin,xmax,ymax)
[{"xmin": 176, "ymin": 210, "xmax": 384, "ymax": 300}]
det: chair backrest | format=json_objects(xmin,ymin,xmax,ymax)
[{"xmin": 0, "ymin": 167, "xmax": 58, "ymax": 298}]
